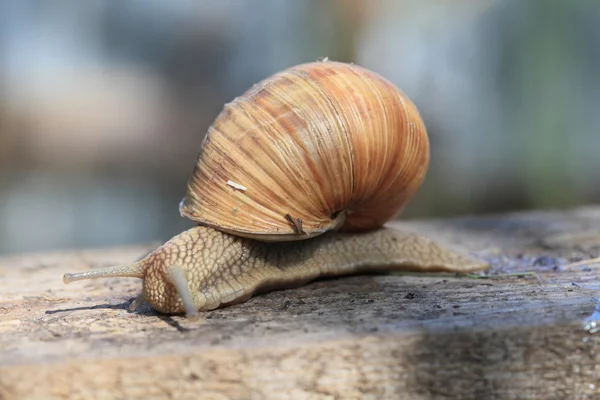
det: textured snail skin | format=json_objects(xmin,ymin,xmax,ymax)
[{"xmin": 63, "ymin": 226, "xmax": 489, "ymax": 317}]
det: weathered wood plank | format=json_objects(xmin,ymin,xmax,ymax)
[{"xmin": 1, "ymin": 206, "xmax": 600, "ymax": 399}]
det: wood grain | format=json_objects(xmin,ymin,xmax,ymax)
[{"xmin": 2, "ymin": 206, "xmax": 600, "ymax": 399}]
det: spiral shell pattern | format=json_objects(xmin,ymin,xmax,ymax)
[{"xmin": 180, "ymin": 61, "xmax": 429, "ymax": 241}]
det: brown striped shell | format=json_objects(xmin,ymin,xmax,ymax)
[{"xmin": 179, "ymin": 61, "xmax": 429, "ymax": 241}]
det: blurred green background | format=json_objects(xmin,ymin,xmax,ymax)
[{"xmin": 0, "ymin": 0, "xmax": 598, "ymax": 255}]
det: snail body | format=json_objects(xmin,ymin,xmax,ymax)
[
  {"xmin": 63, "ymin": 61, "xmax": 489, "ymax": 317},
  {"xmin": 65, "ymin": 225, "xmax": 487, "ymax": 317}
]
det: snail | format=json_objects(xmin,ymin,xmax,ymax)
[{"xmin": 63, "ymin": 61, "xmax": 489, "ymax": 318}]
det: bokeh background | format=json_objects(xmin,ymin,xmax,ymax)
[{"xmin": 0, "ymin": 0, "xmax": 598, "ymax": 255}]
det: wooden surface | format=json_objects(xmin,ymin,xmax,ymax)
[{"xmin": 1, "ymin": 206, "xmax": 600, "ymax": 399}]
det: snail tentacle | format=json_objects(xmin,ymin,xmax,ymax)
[
  {"xmin": 63, "ymin": 261, "xmax": 144, "ymax": 284},
  {"xmin": 129, "ymin": 293, "xmax": 146, "ymax": 312},
  {"xmin": 165, "ymin": 264, "xmax": 198, "ymax": 318}
]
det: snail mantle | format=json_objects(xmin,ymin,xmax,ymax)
[{"xmin": 2, "ymin": 206, "xmax": 600, "ymax": 400}]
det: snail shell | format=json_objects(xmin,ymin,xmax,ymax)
[{"xmin": 179, "ymin": 61, "xmax": 429, "ymax": 241}]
